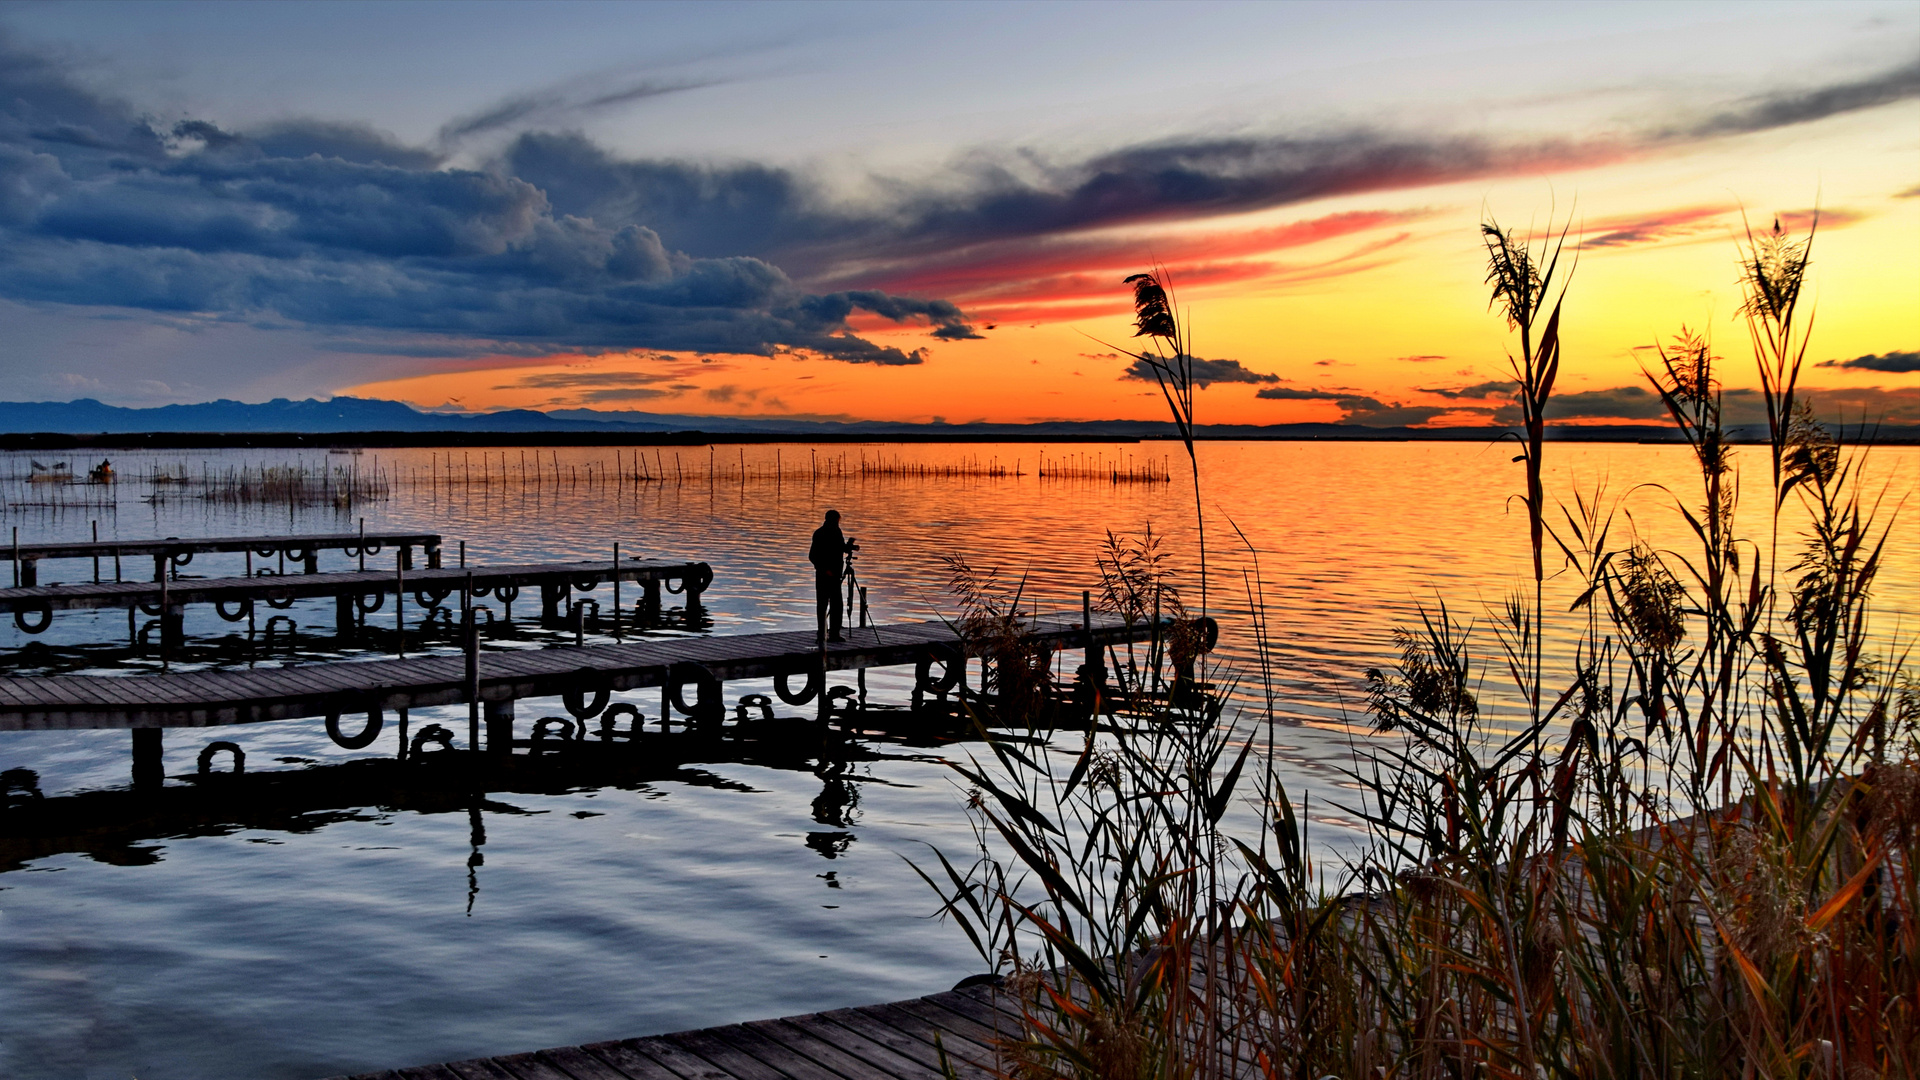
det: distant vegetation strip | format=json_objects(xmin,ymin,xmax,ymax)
[{"xmin": 5, "ymin": 404, "xmax": 1912, "ymax": 449}]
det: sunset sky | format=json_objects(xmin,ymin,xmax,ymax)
[{"xmin": 0, "ymin": 0, "xmax": 1914, "ymax": 427}]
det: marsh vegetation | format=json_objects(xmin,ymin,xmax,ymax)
[{"xmin": 926, "ymin": 216, "xmax": 1917, "ymax": 1078}]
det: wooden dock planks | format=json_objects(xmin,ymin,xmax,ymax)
[
  {"xmin": 322, "ymin": 985, "xmax": 1018, "ymax": 1080},
  {"xmin": 0, "ymin": 559, "xmax": 708, "ymax": 614},
  {"xmin": 0, "ymin": 531, "xmax": 442, "ymax": 565},
  {"xmin": 0, "ymin": 616, "xmax": 1146, "ymax": 731}
]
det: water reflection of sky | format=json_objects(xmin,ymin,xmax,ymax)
[{"xmin": 0, "ymin": 441, "xmax": 1913, "ymax": 1078}]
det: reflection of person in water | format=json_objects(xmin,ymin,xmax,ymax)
[
  {"xmin": 809, "ymin": 509, "xmax": 853, "ymax": 642},
  {"xmin": 806, "ymin": 755, "xmax": 859, "ymax": 859}
]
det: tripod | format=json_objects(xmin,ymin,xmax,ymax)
[
  {"xmin": 842, "ymin": 546, "xmax": 867, "ymax": 630},
  {"xmin": 842, "ymin": 545, "xmax": 869, "ymax": 709}
]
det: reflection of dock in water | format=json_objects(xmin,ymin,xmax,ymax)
[{"xmin": 0, "ymin": 721, "xmax": 915, "ymax": 874}]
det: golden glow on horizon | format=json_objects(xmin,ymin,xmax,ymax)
[{"xmin": 343, "ymin": 107, "xmax": 1920, "ymax": 427}]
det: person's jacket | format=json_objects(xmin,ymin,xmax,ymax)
[{"xmin": 810, "ymin": 523, "xmax": 845, "ymax": 575}]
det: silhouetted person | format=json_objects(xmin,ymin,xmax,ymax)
[{"xmin": 810, "ymin": 509, "xmax": 851, "ymax": 642}]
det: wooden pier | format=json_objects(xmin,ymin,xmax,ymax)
[
  {"xmin": 0, "ymin": 616, "xmax": 1137, "ymax": 732},
  {"xmin": 323, "ymin": 982, "xmax": 1018, "ymax": 1080},
  {"xmin": 0, "ymin": 615, "xmax": 1159, "ymax": 786},
  {"xmin": 0, "ymin": 558, "xmax": 712, "ymax": 640},
  {"xmin": 1, "ymin": 530, "xmax": 443, "ymax": 585}
]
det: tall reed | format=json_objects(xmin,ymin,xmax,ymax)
[{"xmin": 1481, "ymin": 214, "xmax": 1573, "ymax": 728}]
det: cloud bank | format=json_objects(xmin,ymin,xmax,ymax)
[
  {"xmin": 1818, "ymin": 350, "xmax": 1920, "ymax": 373},
  {"xmin": 0, "ymin": 35, "xmax": 975, "ymax": 371},
  {"xmin": 0, "ymin": 28, "xmax": 1914, "ymax": 403},
  {"xmin": 1120, "ymin": 355, "xmax": 1282, "ymax": 388}
]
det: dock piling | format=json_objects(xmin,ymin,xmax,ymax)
[
  {"xmin": 485, "ymin": 700, "xmax": 513, "ymax": 754},
  {"xmin": 394, "ymin": 554, "xmax": 405, "ymax": 657},
  {"xmin": 1083, "ymin": 590, "xmax": 1104, "ymax": 715},
  {"xmin": 131, "ymin": 728, "xmax": 162, "ymax": 791},
  {"xmin": 465, "ymin": 575, "xmax": 479, "ymax": 752}
]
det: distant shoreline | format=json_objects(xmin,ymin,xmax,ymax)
[
  {"xmin": 4, "ymin": 430, "xmax": 1912, "ymax": 450},
  {"xmin": 4, "ymin": 397, "xmax": 1913, "ymax": 448}
]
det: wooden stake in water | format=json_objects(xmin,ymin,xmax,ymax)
[
  {"xmin": 612, "ymin": 542, "xmax": 622, "ymax": 641},
  {"xmin": 1083, "ymin": 589, "xmax": 1100, "ymax": 715},
  {"xmin": 247, "ymin": 551, "xmax": 257, "ymax": 660},
  {"xmin": 857, "ymin": 585, "xmax": 868, "ymax": 708},
  {"xmin": 465, "ymin": 571, "xmax": 479, "ymax": 751},
  {"xmin": 358, "ymin": 517, "xmax": 366, "ymax": 572},
  {"xmin": 92, "ymin": 521, "xmax": 99, "ymax": 583},
  {"xmin": 395, "ymin": 553, "xmax": 406, "ymax": 657},
  {"xmin": 1151, "ymin": 584, "xmax": 1162, "ymax": 695},
  {"xmin": 159, "ymin": 572, "xmax": 170, "ymax": 670},
  {"xmin": 817, "ymin": 629, "xmax": 829, "ymax": 725}
]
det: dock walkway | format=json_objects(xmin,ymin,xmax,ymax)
[
  {"xmin": 2, "ymin": 530, "xmax": 443, "ymax": 584},
  {"xmin": 0, "ymin": 558, "xmax": 711, "ymax": 636},
  {"xmin": 325, "ymin": 983, "xmax": 1018, "ymax": 1080}
]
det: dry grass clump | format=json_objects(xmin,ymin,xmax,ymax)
[{"xmin": 922, "ymin": 212, "xmax": 1917, "ymax": 1079}]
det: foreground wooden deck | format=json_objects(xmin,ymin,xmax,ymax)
[
  {"xmin": 325, "ymin": 983, "xmax": 1017, "ymax": 1080},
  {"xmin": 0, "ymin": 615, "xmax": 1141, "ymax": 732}
]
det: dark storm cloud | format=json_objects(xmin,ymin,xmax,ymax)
[
  {"xmin": 436, "ymin": 75, "xmax": 718, "ymax": 147},
  {"xmin": 249, "ymin": 121, "xmax": 445, "ymax": 170},
  {"xmin": 1339, "ymin": 400, "xmax": 1453, "ymax": 426},
  {"xmin": 1119, "ymin": 355, "xmax": 1281, "ymax": 388},
  {"xmin": 578, "ymin": 387, "xmax": 674, "ymax": 402},
  {"xmin": 1419, "ymin": 380, "xmax": 1510, "ymax": 400},
  {"xmin": 1538, "ymin": 385, "xmax": 1671, "ymax": 421},
  {"xmin": 0, "ymin": 37, "xmax": 973, "ymax": 365},
  {"xmin": 1678, "ymin": 57, "xmax": 1920, "ymax": 138},
  {"xmin": 500, "ymin": 53, "xmax": 1920, "ymax": 276},
  {"xmin": 1817, "ymin": 350, "xmax": 1920, "ymax": 373},
  {"xmin": 500, "ymin": 126, "xmax": 1562, "ymax": 271},
  {"xmin": 498, "ymin": 370, "xmax": 682, "ymax": 391},
  {"xmin": 497, "ymin": 131, "xmax": 837, "ymax": 260},
  {"xmin": 1485, "ymin": 384, "xmax": 1920, "ymax": 426},
  {"xmin": 1253, "ymin": 385, "xmax": 1450, "ymax": 426}
]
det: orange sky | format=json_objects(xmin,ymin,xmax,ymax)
[{"xmin": 347, "ymin": 106, "xmax": 1920, "ymax": 427}]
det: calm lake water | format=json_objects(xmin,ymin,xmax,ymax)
[{"xmin": 1, "ymin": 440, "xmax": 1915, "ymax": 1079}]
